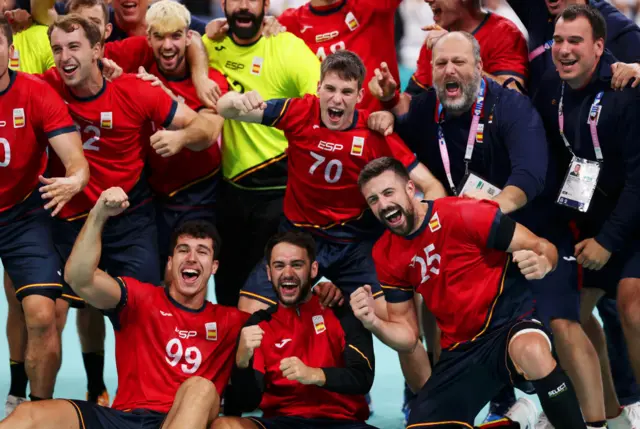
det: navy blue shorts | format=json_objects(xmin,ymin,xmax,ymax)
[
  {"xmin": 248, "ymin": 416, "xmax": 377, "ymax": 429},
  {"xmin": 0, "ymin": 190, "xmax": 63, "ymax": 302},
  {"xmin": 56, "ymin": 204, "xmax": 161, "ymax": 307},
  {"xmin": 407, "ymin": 319, "xmax": 550, "ymax": 427},
  {"xmin": 155, "ymin": 174, "xmax": 218, "ymax": 274},
  {"xmin": 582, "ymin": 241, "xmax": 640, "ymax": 300},
  {"xmin": 66, "ymin": 400, "xmax": 166, "ymax": 429},
  {"xmin": 531, "ymin": 227, "xmax": 581, "ymax": 328},
  {"xmin": 241, "ymin": 223, "xmax": 383, "ymax": 306}
]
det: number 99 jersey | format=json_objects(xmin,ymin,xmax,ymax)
[
  {"xmin": 107, "ymin": 277, "xmax": 250, "ymax": 414},
  {"xmin": 262, "ymin": 94, "xmax": 418, "ymax": 239}
]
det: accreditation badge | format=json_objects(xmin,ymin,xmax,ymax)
[
  {"xmin": 459, "ymin": 171, "xmax": 502, "ymax": 198},
  {"xmin": 556, "ymin": 156, "xmax": 600, "ymax": 213}
]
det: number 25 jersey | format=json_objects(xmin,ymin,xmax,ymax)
[
  {"xmin": 108, "ymin": 277, "xmax": 249, "ymax": 413},
  {"xmin": 374, "ymin": 198, "xmax": 531, "ymax": 350}
]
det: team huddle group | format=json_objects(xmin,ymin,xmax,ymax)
[{"xmin": 1, "ymin": 0, "xmax": 640, "ymax": 428}]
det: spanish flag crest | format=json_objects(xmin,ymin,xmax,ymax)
[
  {"xmin": 205, "ymin": 322, "xmax": 217, "ymax": 341},
  {"xmin": 100, "ymin": 112, "xmax": 113, "ymax": 129},
  {"xmin": 312, "ymin": 315, "xmax": 326, "ymax": 334},
  {"xmin": 345, "ymin": 12, "xmax": 359, "ymax": 31},
  {"xmin": 13, "ymin": 108, "xmax": 25, "ymax": 128},
  {"xmin": 350, "ymin": 136, "xmax": 365, "ymax": 156},
  {"xmin": 9, "ymin": 49, "xmax": 19, "ymax": 70},
  {"xmin": 251, "ymin": 57, "xmax": 264, "ymax": 76},
  {"xmin": 428, "ymin": 212, "xmax": 441, "ymax": 233}
]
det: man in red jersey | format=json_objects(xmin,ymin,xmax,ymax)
[
  {"xmin": 216, "ymin": 50, "xmax": 445, "ymax": 316},
  {"xmin": 140, "ymin": 0, "xmax": 227, "ymax": 274},
  {"xmin": 39, "ymin": 13, "xmax": 216, "ymax": 401},
  {"xmin": 276, "ymin": 0, "xmax": 401, "ymax": 112},
  {"xmin": 0, "ymin": 16, "xmax": 89, "ymax": 408},
  {"xmin": 212, "ymin": 230, "xmax": 376, "ymax": 429},
  {"xmin": 351, "ymin": 157, "xmax": 588, "ymax": 428},
  {"xmin": 369, "ymin": 0, "xmax": 529, "ymax": 115},
  {"xmin": 0, "ymin": 188, "xmax": 249, "ymax": 429}
]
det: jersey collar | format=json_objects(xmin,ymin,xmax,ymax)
[
  {"xmin": 68, "ymin": 76, "xmax": 108, "ymax": 102},
  {"xmin": 404, "ymin": 201, "xmax": 433, "ymax": 241},
  {"xmin": 0, "ymin": 69, "xmax": 17, "ymax": 97},
  {"xmin": 164, "ymin": 287, "xmax": 206, "ymax": 313},
  {"xmin": 309, "ymin": 0, "xmax": 347, "ymax": 16}
]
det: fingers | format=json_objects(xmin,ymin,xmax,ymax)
[
  {"xmin": 39, "ymin": 175, "xmax": 55, "ymax": 186},
  {"xmin": 574, "ymin": 240, "xmax": 587, "ymax": 257}
]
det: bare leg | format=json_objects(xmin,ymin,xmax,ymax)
[
  {"xmin": 4, "ymin": 274, "xmax": 28, "ymax": 401},
  {"xmin": 211, "ymin": 417, "xmax": 260, "ymax": 429},
  {"xmin": 398, "ymin": 345, "xmax": 432, "ymax": 393},
  {"xmin": 22, "ymin": 295, "xmax": 61, "ymax": 398},
  {"xmin": 617, "ymin": 279, "xmax": 640, "ymax": 383},
  {"xmin": 76, "ymin": 305, "xmax": 107, "ymax": 402},
  {"xmin": 0, "ymin": 400, "xmax": 80, "ymax": 429},
  {"xmin": 161, "ymin": 377, "xmax": 221, "ymax": 429}
]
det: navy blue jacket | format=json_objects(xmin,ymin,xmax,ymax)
[
  {"xmin": 395, "ymin": 78, "xmax": 548, "ymax": 226},
  {"xmin": 508, "ymin": 0, "xmax": 640, "ymax": 96},
  {"xmin": 533, "ymin": 53, "xmax": 640, "ymax": 252}
]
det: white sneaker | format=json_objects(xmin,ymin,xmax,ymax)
[
  {"xmin": 624, "ymin": 402, "xmax": 640, "ymax": 429},
  {"xmin": 505, "ymin": 397, "xmax": 538, "ymax": 429},
  {"xmin": 535, "ymin": 412, "xmax": 556, "ymax": 429},
  {"xmin": 609, "ymin": 405, "xmax": 639, "ymax": 429},
  {"xmin": 4, "ymin": 395, "xmax": 26, "ymax": 418}
]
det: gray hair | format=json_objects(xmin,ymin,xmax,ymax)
[{"xmin": 432, "ymin": 31, "xmax": 482, "ymax": 65}]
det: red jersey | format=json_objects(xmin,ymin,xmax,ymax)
[
  {"xmin": 251, "ymin": 296, "xmax": 372, "ymax": 421},
  {"xmin": 278, "ymin": 0, "xmax": 401, "ymax": 112},
  {"xmin": 411, "ymin": 13, "xmax": 528, "ymax": 91},
  {"xmin": 374, "ymin": 198, "xmax": 530, "ymax": 349},
  {"xmin": 147, "ymin": 65, "xmax": 227, "ymax": 197},
  {"xmin": 262, "ymin": 94, "xmax": 417, "ymax": 238},
  {"xmin": 40, "ymin": 71, "xmax": 178, "ymax": 219},
  {"xmin": 0, "ymin": 71, "xmax": 76, "ymax": 213},
  {"xmin": 104, "ymin": 36, "xmax": 155, "ymax": 74},
  {"xmin": 110, "ymin": 277, "xmax": 249, "ymax": 413}
]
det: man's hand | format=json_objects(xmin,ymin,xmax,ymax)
[
  {"xmin": 611, "ymin": 62, "xmax": 640, "ymax": 90},
  {"xmin": 369, "ymin": 62, "xmax": 398, "ymax": 102},
  {"xmin": 236, "ymin": 325, "xmax": 264, "ymax": 368},
  {"xmin": 137, "ymin": 67, "xmax": 179, "ymax": 101},
  {"xmin": 150, "ymin": 129, "xmax": 187, "ymax": 158},
  {"xmin": 101, "ymin": 58, "xmax": 123, "ymax": 81},
  {"xmin": 92, "ymin": 187, "xmax": 130, "ymax": 220},
  {"xmin": 206, "ymin": 18, "xmax": 229, "ymax": 41},
  {"xmin": 39, "ymin": 175, "xmax": 83, "ymax": 217},
  {"xmin": 513, "ymin": 250, "xmax": 552, "ymax": 280},
  {"xmin": 313, "ymin": 281, "xmax": 344, "ymax": 309},
  {"xmin": 575, "ymin": 238, "xmax": 612, "ymax": 271},
  {"xmin": 350, "ymin": 285, "xmax": 378, "ymax": 330},
  {"xmin": 422, "ymin": 24, "xmax": 448, "ymax": 50},
  {"xmin": 367, "ymin": 111, "xmax": 395, "ymax": 136},
  {"xmin": 261, "ymin": 16, "xmax": 286, "ymax": 37},
  {"xmin": 4, "ymin": 9, "xmax": 32, "ymax": 33},
  {"xmin": 194, "ymin": 77, "xmax": 222, "ymax": 111},
  {"xmin": 232, "ymin": 90, "xmax": 267, "ymax": 114},
  {"xmin": 280, "ymin": 357, "xmax": 325, "ymax": 386}
]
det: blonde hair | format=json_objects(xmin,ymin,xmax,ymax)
[{"xmin": 146, "ymin": 0, "xmax": 191, "ymax": 35}]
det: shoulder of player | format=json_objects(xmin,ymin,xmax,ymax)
[
  {"xmin": 14, "ymin": 71, "xmax": 55, "ymax": 93},
  {"xmin": 372, "ymin": 230, "xmax": 395, "ymax": 261},
  {"xmin": 484, "ymin": 12, "xmax": 523, "ymax": 37}
]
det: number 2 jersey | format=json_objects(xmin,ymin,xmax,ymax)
[
  {"xmin": 108, "ymin": 277, "xmax": 249, "ymax": 413},
  {"xmin": 0, "ymin": 71, "xmax": 76, "ymax": 215},
  {"xmin": 278, "ymin": 0, "xmax": 401, "ymax": 112},
  {"xmin": 374, "ymin": 198, "xmax": 532, "ymax": 350},
  {"xmin": 261, "ymin": 94, "xmax": 418, "ymax": 239},
  {"xmin": 40, "ymin": 71, "xmax": 178, "ymax": 219}
]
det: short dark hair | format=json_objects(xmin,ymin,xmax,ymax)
[
  {"xmin": 48, "ymin": 14, "xmax": 103, "ymax": 48},
  {"xmin": 170, "ymin": 220, "xmax": 222, "ymax": 260},
  {"xmin": 358, "ymin": 157, "xmax": 411, "ymax": 189},
  {"xmin": 66, "ymin": 0, "xmax": 110, "ymax": 27},
  {"xmin": 321, "ymin": 50, "xmax": 367, "ymax": 89},
  {"xmin": 557, "ymin": 4, "xmax": 607, "ymax": 42},
  {"xmin": 264, "ymin": 231, "xmax": 317, "ymax": 265},
  {"xmin": 0, "ymin": 16, "xmax": 12, "ymax": 46}
]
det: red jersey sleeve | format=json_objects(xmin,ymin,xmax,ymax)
[
  {"xmin": 411, "ymin": 44, "xmax": 432, "ymax": 89},
  {"xmin": 262, "ymin": 94, "xmax": 315, "ymax": 136},
  {"xmin": 454, "ymin": 199, "xmax": 503, "ymax": 249},
  {"xmin": 357, "ymin": 0, "xmax": 402, "ymax": 10},
  {"xmin": 129, "ymin": 78, "xmax": 179, "ymax": 128},
  {"xmin": 482, "ymin": 22, "xmax": 529, "ymax": 80},
  {"xmin": 32, "ymin": 79, "xmax": 76, "ymax": 138},
  {"xmin": 112, "ymin": 276, "xmax": 145, "ymax": 328},
  {"xmin": 277, "ymin": 8, "xmax": 300, "ymax": 35},
  {"xmin": 252, "ymin": 322, "xmax": 269, "ymax": 375},
  {"xmin": 373, "ymin": 239, "xmax": 414, "ymax": 303},
  {"xmin": 38, "ymin": 68, "xmax": 66, "ymax": 97},
  {"xmin": 104, "ymin": 36, "xmax": 155, "ymax": 74},
  {"xmin": 380, "ymin": 133, "xmax": 418, "ymax": 171}
]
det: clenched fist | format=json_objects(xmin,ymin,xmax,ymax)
[
  {"xmin": 93, "ymin": 187, "xmax": 130, "ymax": 220},
  {"xmin": 280, "ymin": 356, "xmax": 325, "ymax": 386},
  {"xmin": 236, "ymin": 325, "xmax": 264, "ymax": 368},
  {"xmin": 350, "ymin": 285, "xmax": 378, "ymax": 330}
]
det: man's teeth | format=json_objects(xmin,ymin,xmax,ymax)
[
  {"xmin": 162, "ymin": 52, "xmax": 176, "ymax": 59},
  {"xmin": 385, "ymin": 209, "xmax": 400, "ymax": 220},
  {"xmin": 63, "ymin": 65, "xmax": 77, "ymax": 72},
  {"xmin": 122, "ymin": 2, "xmax": 137, "ymax": 8},
  {"xmin": 561, "ymin": 59, "xmax": 577, "ymax": 65}
]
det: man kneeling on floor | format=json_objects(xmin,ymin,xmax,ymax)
[
  {"xmin": 213, "ymin": 231, "xmax": 377, "ymax": 429},
  {"xmin": 1, "ymin": 187, "xmax": 248, "ymax": 429}
]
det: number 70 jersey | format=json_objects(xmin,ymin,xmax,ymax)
[
  {"xmin": 109, "ymin": 277, "xmax": 249, "ymax": 414},
  {"xmin": 263, "ymin": 94, "xmax": 418, "ymax": 237}
]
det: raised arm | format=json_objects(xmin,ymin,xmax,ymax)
[
  {"xmin": 409, "ymin": 163, "xmax": 447, "ymax": 200},
  {"xmin": 216, "ymin": 90, "xmax": 267, "ymax": 123},
  {"xmin": 64, "ymin": 188, "xmax": 129, "ymax": 310},
  {"xmin": 187, "ymin": 34, "xmax": 222, "ymax": 110},
  {"xmin": 150, "ymin": 103, "xmax": 219, "ymax": 157}
]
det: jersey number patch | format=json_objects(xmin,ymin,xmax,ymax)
[
  {"xmin": 75, "ymin": 124, "xmax": 101, "ymax": 151},
  {"xmin": 0, "ymin": 138, "xmax": 11, "ymax": 167},
  {"xmin": 165, "ymin": 338, "xmax": 202, "ymax": 374},
  {"xmin": 309, "ymin": 151, "xmax": 343, "ymax": 184},
  {"xmin": 410, "ymin": 244, "xmax": 441, "ymax": 285},
  {"xmin": 316, "ymin": 41, "xmax": 346, "ymax": 61}
]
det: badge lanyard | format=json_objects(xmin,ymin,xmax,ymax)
[
  {"xmin": 558, "ymin": 82, "xmax": 604, "ymax": 162},
  {"xmin": 529, "ymin": 39, "xmax": 553, "ymax": 62},
  {"xmin": 436, "ymin": 78, "xmax": 486, "ymax": 196}
]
